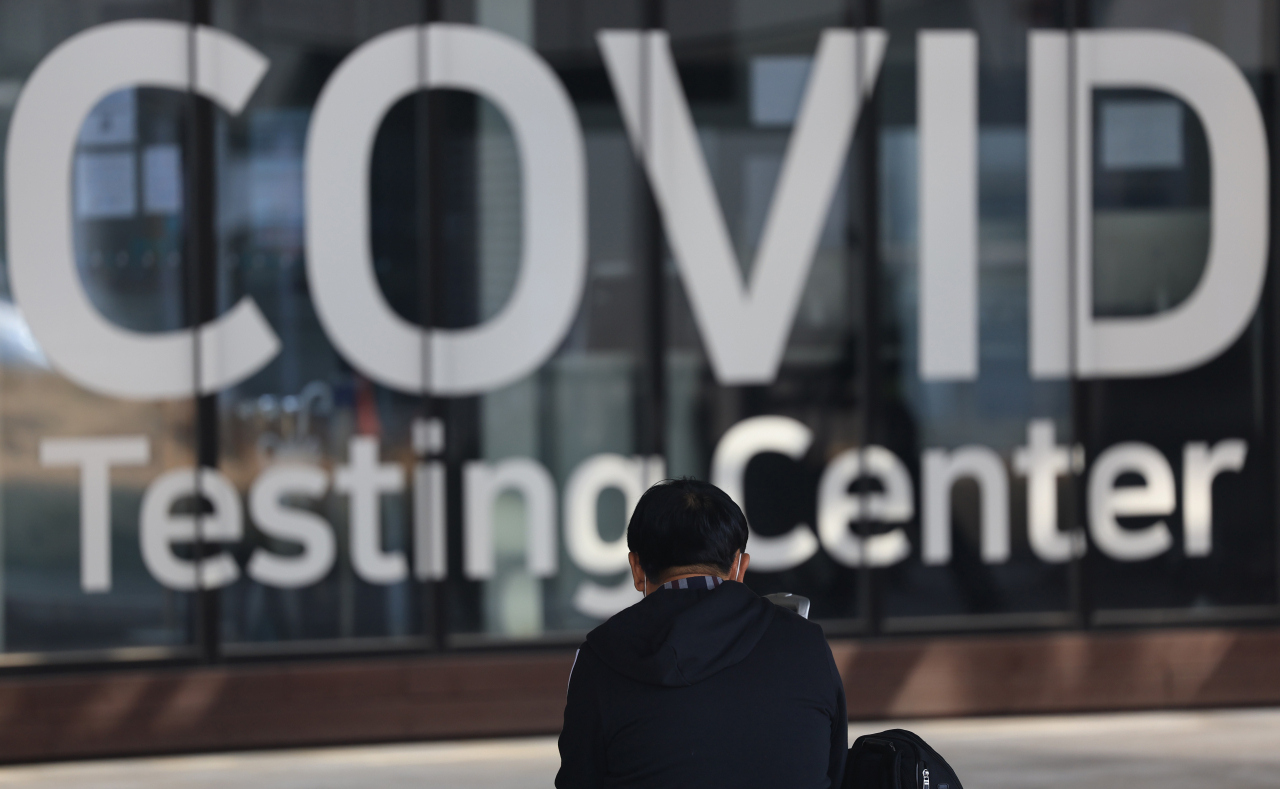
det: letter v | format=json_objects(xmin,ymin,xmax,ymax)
[{"xmin": 599, "ymin": 28, "xmax": 886, "ymax": 385}]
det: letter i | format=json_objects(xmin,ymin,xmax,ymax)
[{"xmin": 412, "ymin": 418, "xmax": 447, "ymax": 581}]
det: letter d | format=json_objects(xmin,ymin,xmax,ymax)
[{"xmin": 1029, "ymin": 30, "xmax": 1268, "ymax": 378}]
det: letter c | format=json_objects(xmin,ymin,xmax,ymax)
[
  {"xmin": 711, "ymin": 416, "xmax": 820, "ymax": 572},
  {"xmin": 6, "ymin": 21, "xmax": 280, "ymax": 399}
]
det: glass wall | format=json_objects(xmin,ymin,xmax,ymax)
[
  {"xmin": 0, "ymin": 0, "xmax": 1275, "ymax": 665},
  {"xmin": 210, "ymin": 0, "xmax": 427, "ymax": 652},
  {"xmin": 1079, "ymin": 0, "xmax": 1277, "ymax": 625},
  {"xmin": 872, "ymin": 0, "xmax": 1079, "ymax": 632},
  {"xmin": 656, "ymin": 0, "xmax": 873, "ymax": 626},
  {"xmin": 0, "ymin": 1, "xmax": 197, "ymax": 657}
]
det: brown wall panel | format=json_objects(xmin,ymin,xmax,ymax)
[
  {"xmin": 0, "ymin": 627, "xmax": 1278, "ymax": 763},
  {"xmin": 830, "ymin": 627, "xmax": 1275, "ymax": 718}
]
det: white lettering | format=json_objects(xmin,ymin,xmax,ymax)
[
  {"xmin": 1030, "ymin": 30, "xmax": 1269, "ymax": 379},
  {"xmin": 306, "ymin": 24, "xmax": 586, "ymax": 395},
  {"xmin": 414, "ymin": 461, "xmax": 447, "ymax": 581},
  {"xmin": 39, "ymin": 436, "xmax": 149, "ymax": 592},
  {"xmin": 7, "ymin": 22, "xmax": 278, "ymax": 399},
  {"xmin": 1182, "ymin": 439, "xmax": 1246, "ymax": 557},
  {"xmin": 247, "ymin": 464, "xmax": 335, "ymax": 589},
  {"xmin": 1088, "ymin": 442, "xmax": 1175, "ymax": 561},
  {"xmin": 918, "ymin": 30, "xmax": 978, "ymax": 380},
  {"xmin": 1012, "ymin": 419, "xmax": 1085, "ymax": 562},
  {"xmin": 1027, "ymin": 31, "xmax": 1071, "ymax": 377},
  {"xmin": 334, "ymin": 436, "xmax": 407, "ymax": 585},
  {"xmin": 140, "ymin": 467, "xmax": 243, "ymax": 590},
  {"xmin": 816, "ymin": 446, "xmax": 912, "ymax": 567},
  {"xmin": 572, "ymin": 581, "xmax": 643, "ymax": 620},
  {"xmin": 412, "ymin": 417, "xmax": 447, "ymax": 581},
  {"xmin": 565, "ymin": 454, "xmax": 665, "ymax": 574},
  {"xmin": 922, "ymin": 446, "xmax": 1010, "ymax": 565},
  {"xmin": 463, "ymin": 457, "xmax": 557, "ymax": 579},
  {"xmin": 599, "ymin": 28, "xmax": 885, "ymax": 385},
  {"xmin": 711, "ymin": 416, "xmax": 819, "ymax": 571},
  {"xmin": 565, "ymin": 454, "xmax": 663, "ymax": 619}
]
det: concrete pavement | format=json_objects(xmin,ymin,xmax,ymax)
[
  {"xmin": 0, "ymin": 707, "xmax": 1275, "ymax": 788},
  {"xmin": 859, "ymin": 708, "xmax": 1280, "ymax": 788}
]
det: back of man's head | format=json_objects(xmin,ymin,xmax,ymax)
[{"xmin": 626, "ymin": 478, "xmax": 748, "ymax": 581}]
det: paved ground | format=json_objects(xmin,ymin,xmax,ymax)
[{"xmin": 0, "ymin": 707, "xmax": 1275, "ymax": 788}]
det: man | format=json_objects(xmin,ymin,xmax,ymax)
[{"xmin": 557, "ymin": 478, "xmax": 848, "ymax": 788}]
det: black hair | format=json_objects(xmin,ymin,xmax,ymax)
[{"xmin": 626, "ymin": 478, "xmax": 749, "ymax": 581}]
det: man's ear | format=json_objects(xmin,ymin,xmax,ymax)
[{"xmin": 628, "ymin": 552, "xmax": 648, "ymax": 594}]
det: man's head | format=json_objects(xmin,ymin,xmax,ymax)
[{"xmin": 626, "ymin": 478, "xmax": 750, "ymax": 591}]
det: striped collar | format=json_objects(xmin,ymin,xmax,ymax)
[{"xmin": 660, "ymin": 575, "xmax": 723, "ymax": 590}]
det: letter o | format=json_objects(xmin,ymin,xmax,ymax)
[{"xmin": 306, "ymin": 24, "xmax": 587, "ymax": 395}]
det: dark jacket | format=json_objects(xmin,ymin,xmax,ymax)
[{"xmin": 556, "ymin": 580, "xmax": 847, "ymax": 789}]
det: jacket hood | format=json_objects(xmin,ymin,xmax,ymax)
[{"xmin": 584, "ymin": 581, "xmax": 777, "ymax": 687}]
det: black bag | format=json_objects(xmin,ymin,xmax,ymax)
[{"xmin": 842, "ymin": 728, "xmax": 963, "ymax": 789}]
